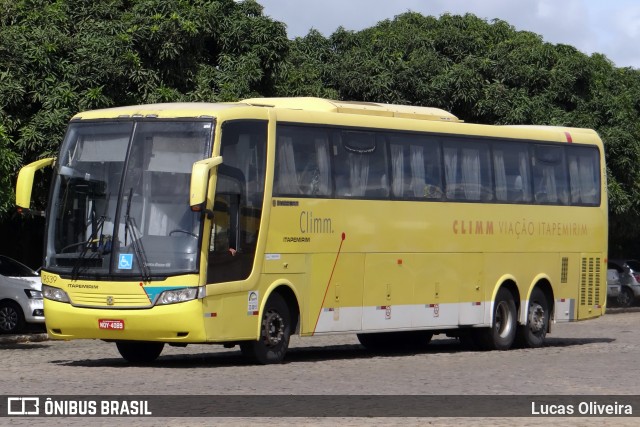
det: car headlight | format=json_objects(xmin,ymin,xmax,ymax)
[
  {"xmin": 43, "ymin": 284, "xmax": 70, "ymax": 303},
  {"xmin": 24, "ymin": 289, "xmax": 43, "ymax": 299},
  {"xmin": 155, "ymin": 286, "xmax": 205, "ymax": 306}
]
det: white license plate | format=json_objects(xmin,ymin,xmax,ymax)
[{"xmin": 98, "ymin": 319, "xmax": 125, "ymax": 330}]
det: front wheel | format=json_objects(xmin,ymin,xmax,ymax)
[
  {"xmin": 240, "ymin": 293, "xmax": 292, "ymax": 364},
  {"xmin": 476, "ymin": 288, "xmax": 517, "ymax": 350},
  {"xmin": 116, "ymin": 341, "xmax": 165, "ymax": 363},
  {"xmin": 0, "ymin": 301, "xmax": 26, "ymax": 334},
  {"xmin": 516, "ymin": 288, "xmax": 549, "ymax": 348}
]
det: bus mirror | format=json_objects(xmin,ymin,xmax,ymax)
[
  {"xmin": 190, "ymin": 156, "xmax": 223, "ymax": 209},
  {"xmin": 16, "ymin": 157, "xmax": 56, "ymax": 209}
]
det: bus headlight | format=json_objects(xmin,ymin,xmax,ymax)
[
  {"xmin": 43, "ymin": 284, "xmax": 70, "ymax": 303},
  {"xmin": 155, "ymin": 286, "xmax": 205, "ymax": 306}
]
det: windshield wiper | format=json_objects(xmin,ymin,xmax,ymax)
[
  {"xmin": 70, "ymin": 214, "xmax": 106, "ymax": 280},
  {"xmin": 68, "ymin": 192, "xmax": 111, "ymax": 279},
  {"xmin": 124, "ymin": 188, "xmax": 151, "ymax": 282}
]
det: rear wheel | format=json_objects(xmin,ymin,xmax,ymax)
[
  {"xmin": 116, "ymin": 341, "xmax": 164, "ymax": 363},
  {"xmin": 476, "ymin": 288, "xmax": 517, "ymax": 350},
  {"xmin": 357, "ymin": 331, "xmax": 433, "ymax": 352},
  {"xmin": 240, "ymin": 292, "xmax": 292, "ymax": 364},
  {"xmin": 516, "ymin": 287, "xmax": 549, "ymax": 348},
  {"xmin": 0, "ymin": 301, "xmax": 26, "ymax": 334},
  {"xmin": 617, "ymin": 287, "xmax": 634, "ymax": 308}
]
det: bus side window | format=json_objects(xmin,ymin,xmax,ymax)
[
  {"xmin": 443, "ymin": 139, "xmax": 493, "ymax": 201},
  {"xmin": 389, "ymin": 134, "xmax": 442, "ymax": 200},
  {"xmin": 568, "ymin": 147, "xmax": 600, "ymax": 205},
  {"xmin": 533, "ymin": 145, "xmax": 569, "ymax": 205},
  {"xmin": 274, "ymin": 126, "xmax": 332, "ymax": 197},
  {"xmin": 493, "ymin": 143, "xmax": 532, "ymax": 203},
  {"xmin": 333, "ymin": 130, "xmax": 389, "ymax": 199},
  {"xmin": 207, "ymin": 120, "xmax": 267, "ymax": 284},
  {"xmin": 209, "ymin": 194, "xmax": 238, "ymax": 254}
]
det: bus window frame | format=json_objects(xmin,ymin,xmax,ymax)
[{"xmin": 273, "ymin": 122, "xmax": 602, "ymax": 208}]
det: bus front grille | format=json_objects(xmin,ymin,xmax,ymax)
[{"xmin": 71, "ymin": 292, "xmax": 152, "ymax": 308}]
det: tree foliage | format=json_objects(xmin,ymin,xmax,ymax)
[
  {"xmin": 2, "ymin": 6, "xmax": 640, "ymax": 253},
  {"xmin": 0, "ymin": 0, "xmax": 287, "ymax": 213},
  {"xmin": 275, "ymin": 13, "xmax": 640, "ymax": 253}
]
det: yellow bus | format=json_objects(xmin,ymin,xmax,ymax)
[{"xmin": 16, "ymin": 97, "xmax": 607, "ymax": 363}]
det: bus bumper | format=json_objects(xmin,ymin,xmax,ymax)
[{"xmin": 44, "ymin": 299, "xmax": 207, "ymax": 342}]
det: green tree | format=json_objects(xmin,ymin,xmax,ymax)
[
  {"xmin": 278, "ymin": 12, "xmax": 640, "ymax": 253},
  {"xmin": 274, "ymin": 29, "xmax": 338, "ymax": 98},
  {"xmin": 0, "ymin": 0, "xmax": 288, "ymax": 215},
  {"xmin": 0, "ymin": 124, "xmax": 20, "ymax": 214},
  {"xmin": 4, "ymin": 5, "xmax": 640, "ymax": 255}
]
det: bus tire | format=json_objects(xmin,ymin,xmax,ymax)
[
  {"xmin": 357, "ymin": 331, "xmax": 433, "ymax": 352},
  {"xmin": 116, "ymin": 341, "xmax": 164, "ymax": 363},
  {"xmin": 516, "ymin": 287, "xmax": 549, "ymax": 348},
  {"xmin": 357, "ymin": 332, "xmax": 391, "ymax": 351},
  {"xmin": 240, "ymin": 292, "xmax": 291, "ymax": 364},
  {"xmin": 476, "ymin": 288, "xmax": 517, "ymax": 351}
]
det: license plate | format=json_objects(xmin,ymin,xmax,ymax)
[{"xmin": 99, "ymin": 319, "xmax": 125, "ymax": 330}]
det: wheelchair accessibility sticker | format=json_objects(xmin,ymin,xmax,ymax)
[{"xmin": 118, "ymin": 254, "xmax": 133, "ymax": 270}]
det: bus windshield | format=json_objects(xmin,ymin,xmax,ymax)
[{"xmin": 45, "ymin": 120, "xmax": 213, "ymax": 279}]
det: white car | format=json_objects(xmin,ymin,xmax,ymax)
[
  {"xmin": 607, "ymin": 268, "xmax": 621, "ymax": 303},
  {"xmin": 0, "ymin": 255, "xmax": 44, "ymax": 334},
  {"xmin": 609, "ymin": 259, "xmax": 640, "ymax": 307}
]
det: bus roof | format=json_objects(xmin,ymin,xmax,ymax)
[
  {"xmin": 71, "ymin": 102, "xmax": 242, "ymax": 120},
  {"xmin": 71, "ymin": 98, "xmax": 461, "ymax": 123},
  {"xmin": 70, "ymin": 98, "xmax": 600, "ymax": 145},
  {"xmin": 241, "ymin": 97, "xmax": 462, "ymax": 122}
]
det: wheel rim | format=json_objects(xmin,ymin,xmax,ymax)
[
  {"xmin": 0, "ymin": 306, "xmax": 18, "ymax": 332},
  {"xmin": 494, "ymin": 301, "xmax": 514, "ymax": 338},
  {"xmin": 528, "ymin": 303, "xmax": 545, "ymax": 333},
  {"xmin": 262, "ymin": 309, "xmax": 285, "ymax": 347}
]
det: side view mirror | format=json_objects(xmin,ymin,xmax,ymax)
[
  {"xmin": 190, "ymin": 156, "xmax": 223, "ymax": 211},
  {"xmin": 16, "ymin": 157, "xmax": 56, "ymax": 210}
]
